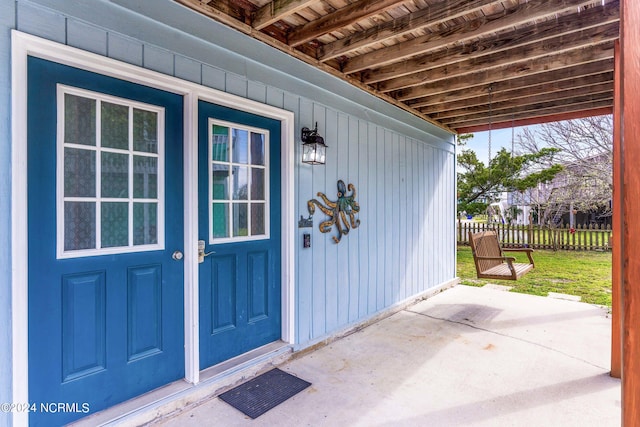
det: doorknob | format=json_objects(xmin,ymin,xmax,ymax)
[
  {"xmin": 198, "ymin": 240, "xmax": 215, "ymax": 263},
  {"xmin": 172, "ymin": 250, "xmax": 183, "ymax": 261}
]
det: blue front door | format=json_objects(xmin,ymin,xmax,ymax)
[
  {"xmin": 27, "ymin": 58, "xmax": 185, "ymax": 426},
  {"xmin": 198, "ymin": 101, "xmax": 282, "ymax": 369}
]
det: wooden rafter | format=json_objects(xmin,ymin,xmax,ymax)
[
  {"xmin": 408, "ymin": 61, "xmax": 614, "ymax": 108},
  {"xmin": 252, "ymin": 0, "xmax": 317, "ymax": 30},
  {"xmin": 396, "ymin": 41, "xmax": 615, "ymax": 102},
  {"xmin": 418, "ymin": 72, "xmax": 614, "ymax": 114},
  {"xmin": 287, "ymin": 0, "xmax": 407, "ymax": 47},
  {"xmin": 429, "ymin": 83, "xmax": 613, "ymax": 121}
]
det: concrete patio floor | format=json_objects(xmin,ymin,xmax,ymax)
[{"xmin": 154, "ymin": 285, "xmax": 621, "ymax": 427}]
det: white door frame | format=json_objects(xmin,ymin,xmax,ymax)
[{"xmin": 11, "ymin": 30, "xmax": 295, "ymax": 426}]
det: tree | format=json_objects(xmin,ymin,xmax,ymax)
[
  {"xmin": 516, "ymin": 115, "xmax": 613, "ymax": 223},
  {"xmin": 457, "ymin": 145, "xmax": 563, "ymax": 216}
]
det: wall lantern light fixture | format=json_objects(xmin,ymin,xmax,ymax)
[{"xmin": 301, "ymin": 122, "xmax": 327, "ymax": 165}]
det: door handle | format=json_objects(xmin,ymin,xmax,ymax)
[
  {"xmin": 198, "ymin": 240, "xmax": 215, "ymax": 263},
  {"xmin": 172, "ymin": 250, "xmax": 183, "ymax": 261}
]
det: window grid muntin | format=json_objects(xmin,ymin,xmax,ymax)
[
  {"xmin": 57, "ymin": 85, "xmax": 165, "ymax": 259},
  {"xmin": 208, "ymin": 119, "xmax": 269, "ymax": 244}
]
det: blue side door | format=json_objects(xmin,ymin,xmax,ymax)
[
  {"xmin": 27, "ymin": 57, "xmax": 185, "ymax": 426},
  {"xmin": 198, "ymin": 101, "xmax": 282, "ymax": 369}
]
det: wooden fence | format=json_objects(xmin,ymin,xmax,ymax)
[{"xmin": 458, "ymin": 221, "xmax": 612, "ymax": 251}]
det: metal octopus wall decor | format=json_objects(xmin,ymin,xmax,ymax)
[{"xmin": 307, "ymin": 180, "xmax": 360, "ymax": 243}]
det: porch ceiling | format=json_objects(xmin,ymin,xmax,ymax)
[{"xmin": 175, "ymin": 0, "xmax": 618, "ymax": 134}]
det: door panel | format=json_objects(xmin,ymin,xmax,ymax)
[
  {"xmin": 198, "ymin": 101, "xmax": 281, "ymax": 369},
  {"xmin": 27, "ymin": 57, "xmax": 185, "ymax": 426}
]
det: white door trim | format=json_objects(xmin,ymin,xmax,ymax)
[{"xmin": 11, "ymin": 30, "xmax": 295, "ymax": 426}]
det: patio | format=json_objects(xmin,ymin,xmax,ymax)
[{"xmin": 155, "ymin": 285, "xmax": 620, "ymax": 426}]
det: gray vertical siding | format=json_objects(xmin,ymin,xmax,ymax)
[{"xmin": 2, "ymin": 1, "xmax": 456, "ymax": 398}]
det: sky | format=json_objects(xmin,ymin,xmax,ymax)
[{"xmin": 462, "ymin": 125, "xmax": 540, "ymax": 164}]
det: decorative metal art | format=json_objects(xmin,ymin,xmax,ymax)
[{"xmin": 307, "ymin": 180, "xmax": 360, "ymax": 243}]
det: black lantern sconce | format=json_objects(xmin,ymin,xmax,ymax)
[{"xmin": 301, "ymin": 122, "xmax": 327, "ymax": 165}]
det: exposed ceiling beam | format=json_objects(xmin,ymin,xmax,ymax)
[
  {"xmin": 408, "ymin": 61, "xmax": 614, "ymax": 108},
  {"xmin": 252, "ymin": 0, "xmax": 317, "ymax": 30},
  {"xmin": 455, "ymin": 107, "xmax": 614, "ymax": 133},
  {"xmin": 418, "ymin": 72, "xmax": 614, "ymax": 114},
  {"xmin": 317, "ymin": 0, "xmax": 499, "ymax": 61},
  {"xmin": 362, "ymin": 1, "xmax": 619, "ymax": 85},
  {"xmin": 442, "ymin": 96, "xmax": 613, "ymax": 128},
  {"xmin": 287, "ymin": 0, "xmax": 407, "ymax": 47},
  {"xmin": 429, "ymin": 83, "xmax": 613, "ymax": 120},
  {"xmin": 343, "ymin": 0, "xmax": 602, "ymax": 74},
  {"xmin": 396, "ymin": 41, "xmax": 615, "ymax": 101}
]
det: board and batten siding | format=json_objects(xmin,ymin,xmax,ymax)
[
  {"xmin": 1, "ymin": 2, "xmax": 455, "ymax": 410},
  {"xmin": 296, "ymin": 114, "xmax": 456, "ymax": 343}
]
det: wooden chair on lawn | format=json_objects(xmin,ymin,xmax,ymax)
[{"xmin": 469, "ymin": 230, "xmax": 535, "ymax": 281}]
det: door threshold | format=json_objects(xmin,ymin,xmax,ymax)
[{"xmin": 69, "ymin": 341, "xmax": 292, "ymax": 427}]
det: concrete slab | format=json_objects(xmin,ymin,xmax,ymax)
[{"xmin": 153, "ymin": 285, "xmax": 620, "ymax": 427}]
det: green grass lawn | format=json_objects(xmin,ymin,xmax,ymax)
[{"xmin": 457, "ymin": 246, "xmax": 612, "ymax": 306}]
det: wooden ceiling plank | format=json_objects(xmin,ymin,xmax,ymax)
[
  {"xmin": 429, "ymin": 82, "xmax": 613, "ymax": 120},
  {"xmin": 455, "ymin": 107, "xmax": 614, "ymax": 133},
  {"xmin": 318, "ymin": 0, "xmax": 500, "ymax": 61},
  {"xmin": 409, "ymin": 63, "xmax": 614, "ymax": 108},
  {"xmin": 442, "ymin": 96, "xmax": 613, "ymax": 127},
  {"xmin": 253, "ymin": 0, "xmax": 318, "ymax": 30},
  {"xmin": 378, "ymin": 23, "xmax": 619, "ymax": 93},
  {"xmin": 363, "ymin": 1, "xmax": 619, "ymax": 84},
  {"xmin": 287, "ymin": 0, "xmax": 408, "ymax": 47},
  {"xmin": 343, "ymin": 0, "xmax": 603, "ymax": 74},
  {"xmin": 419, "ymin": 72, "xmax": 614, "ymax": 114},
  {"xmin": 396, "ymin": 41, "xmax": 615, "ymax": 101}
]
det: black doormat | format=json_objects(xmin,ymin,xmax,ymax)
[{"xmin": 219, "ymin": 368, "xmax": 311, "ymax": 419}]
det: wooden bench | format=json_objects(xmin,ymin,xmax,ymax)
[{"xmin": 469, "ymin": 230, "xmax": 535, "ymax": 281}]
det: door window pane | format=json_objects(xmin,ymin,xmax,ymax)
[
  {"xmin": 232, "ymin": 166, "xmax": 249, "ymax": 200},
  {"xmin": 251, "ymin": 203, "xmax": 265, "ymax": 235},
  {"xmin": 212, "ymin": 203, "xmax": 229, "ymax": 238},
  {"xmin": 133, "ymin": 156, "xmax": 158, "ymax": 199},
  {"xmin": 101, "ymin": 152, "xmax": 129, "ymax": 198},
  {"xmin": 233, "ymin": 203, "xmax": 248, "ymax": 237},
  {"xmin": 64, "ymin": 148, "xmax": 96, "ymax": 197},
  {"xmin": 64, "ymin": 202, "xmax": 96, "ymax": 251},
  {"xmin": 232, "ymin": 129, "xmax": 248, "ymax": 164},
  {"xmin": 250, "ymin": 132, "xmax": 265, "ymax": 165},
  {"xmin": 251, "ymin": 168, "xmax": 265, "ymax": 200},
  {"xmin": 101, "ymin": 102, "xmax": 129, "ymax": 149},
  {"xmin": 133, "ymin": 108, "xmax": 158, "ymax": 153},
  {"xmin": 64, "ymin": 94, "xmax": 96, "ymax": 146},
  {"xmin": 212, "ymin": 125, "xmax": 229, "ymax": 162},
  {"xmin": 212, "ymin": 164, "xmax": 230, "ymax": 200},
  {"xmin": 133, "ymin": 202, "xmax": 158, "ymax": 245},
  {"xmin": 102, "ymin": 202, "xmax": 129, "ymax": 247}
]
